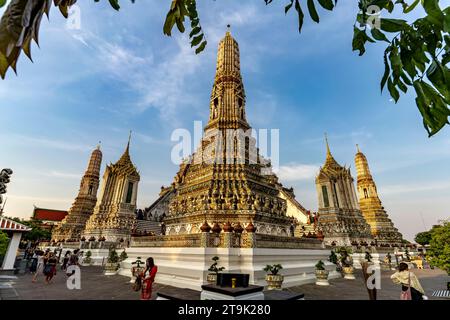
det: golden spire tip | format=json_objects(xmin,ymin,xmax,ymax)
[{"xmin": 325, "ymin": 133, "xmax": 331, "ymax": 155}]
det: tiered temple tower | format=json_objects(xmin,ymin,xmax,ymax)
[
  {"xmin": 315, "ymin": 136, "xmax": 372, "ymax": 246},
  {"xmin": 52, "ymin": 146, "xmax": 102, "ymax": 242},
  {"xmin": 163, "ymin": 30, "xmax": 295, "ymax": 236},
  {"xmin": 83, "ymin": 136, "xmax": 140, "ymax": 242},
  {"xmin": 355, "ymin": 145, "xmax": 403, "ymax": 245}
]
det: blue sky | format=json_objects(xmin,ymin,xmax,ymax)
[{"xmin": 1, "ymin": 1, "xmax": 449, "ymax": 241}]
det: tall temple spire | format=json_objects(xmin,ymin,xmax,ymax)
[
  {"xmin": 51, "ymin": 145, "xmax": 102, "ymax": 241},
  {"xmin": 325, "ymin": 133, "xmax": 331, "ymax": 157},
  {"xmin": 322, "ymin": 133, "xmax": 341, "ymax": 170},
  {"xmin": 355, "ymin": 147, "xmax": 403, "ymax": 244},
  {"xmin": 205, "ymin": 29, "xmax": 249, "ymax": 131},
  {"xmin": 117, "ymin": 131, "xmax": 132, "ymax": 166}
]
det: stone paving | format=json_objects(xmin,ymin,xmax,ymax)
[{"xmin": 1, "ymin": 265, "xmax": 448, "ymax": 300}]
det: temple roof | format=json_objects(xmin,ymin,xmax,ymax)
[
  {"xmin": 110, "ymin": 132, "xmax": 140, "ymax": 178},
  {"xmin": 0, "ymin": 216, "xmax": 31, "ymax": 232},
  {"xmin": 317, "ymin": 134, "xmax": 350, "ymax": 180},
  {"xmin": 33, "ymin": 207, "xmax": 68, "ymax": 221}
]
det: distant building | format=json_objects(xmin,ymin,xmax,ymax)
[
  {"xmin": 51, "ymin": 145, "xmax": 102, "ymax": 242},
  {"xmin": 32, "ymin": 207, "xmax": 68, "ymax": 232},
  {"xmin": 83, "ymin": 135, "xmax": 140, "ymax": 242},
  {"xmin": 355, "ymin": 145, "xmax": 403, "ymax": 245},
  {"xmin": 315, "ymin": 136, "xmax": 373, "ymax": 246}
]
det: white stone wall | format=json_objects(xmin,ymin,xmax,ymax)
[{"xmin": 119, "ymin": 247, "xmax": 340, "ymax": 291}]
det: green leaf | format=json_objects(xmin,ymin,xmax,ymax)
[
  {"xmin": 307, "ymin": 0, "xmax": 320, "ymax": 23},
  {"xmin": 404, "ymin": 0, "xmax": 420, "ymax": 14},
  {"xmin": 423, "ymin": 0, "xmax": 444, "ymax": 27},
  {"xmin": 163, "ymin": 11, "xmax": 176, "ymax": 36},
  {"xmin": 352, "ymin": 27, "xmax": 367, "ymax": 56},
  {"xmin": 380, "ymin": 18, "xmax": 408, "ymax": 33},
  {"xmin": 371, "ymin": 28, "xmax": 389, "ymax": 42},
  {"xmin": 195, "ymin": 40, "xmax": 207, "ymax": 54},
  {"xmin": 387, "ymin": 77, "xmax": 400, "ymax": 102},
  {"xmin": 108, "ymin": 0, "xmax": 120, "ymax": 11},
  {"xmin": 0, "ymin": 0, "xmax": 6, "ymax": 8},
  {"xmin": 191, "ymin": 34, "xmax": 203, "ymax": 47},
  {"xmin": 285, "ymin": 0, "xmax": 294, "ymax": 14},
  {"xmin": 189, "ymin": 26, "xmax": 201, "ymax": 38},
  {"xmin": 381, "ymin": 51, "xmax": 390, "ymax": 92},
  {"xmin": 317, "ymin": 0, "xmax": 334, "ymax": 10},
  {"xmin": 295, "ymin": 0, "xmax": 305, "ymax": 33}
]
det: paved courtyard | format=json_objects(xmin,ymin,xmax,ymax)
[{"xmin": 1, "ymin": 266, "xmax": 448, "ymax": 300}]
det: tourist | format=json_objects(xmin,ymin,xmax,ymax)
[
  {"xmin": 44, "ymin": 252, "xmax": 58, "ymax": 284},
  {"xmin": 62, "ymin": 251, "xmax": 71, "ymax": 271},
  {"xmin": 66, "ymin": 249, "xmax": 80, "ymax": 276},
  {"xmin": 391, "ymin": 262, "xmax": 426, "ymax": 300},
  {"xmin": 32, "ymin": 251, "xmax": 45, "ymax": 283},
  {"xmin": 140, "ymin": 257, "xmax": 158, "ymax": 300},
  {"xmin": 29, "ymin": 250, "xmax": 38, "ymax": 274}
]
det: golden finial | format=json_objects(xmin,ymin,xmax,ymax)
[
  {"xmin": 325, "ymin": 133, "xmax": 331, "ymax": 156},
  {"xmin": 356, "ymin": 144, "xmax": 360, "ymax": 153},
  {"xmin": 96, "ymin": 141, "xmax": 101, "ymax": 150}
]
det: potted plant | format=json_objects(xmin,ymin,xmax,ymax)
[
  {"xmin": 83, "ymin": 250, "xmax": 92, "ymax": 266},
  {"xmin": 263, "ymin": 264, "xmax": 284, "ymax": 290},
  {"xmin": 207, "ymin": 256, "xmax": 225, "ymax": 284},
  {"xmin": 315, "ymin": 260, "xmax": 330, "ymax": 286},
  {"xmin": 119, "ymin": 250, "xmax": 128, "ymax": 262},
  {"xmin": 339, "ymin": 247, "xmax": 355, "ymax": 280},
  {"xmin": 104, "ymin": 248, "xmax": 120, "ymax": 276},
  {"xmin": 329, "ymin": 250, "xmax": 341, "ymax": 272}
]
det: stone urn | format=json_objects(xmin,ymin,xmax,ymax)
[
  {"xmin": 207, "ymin": 273, "xmax": 218, "ymax": 284},
  {"xmin": 104, "ymin": 262, "xmax": 119, "ymax": 276},
  {"xmin": 343, "ymin": 266, "xmax": 355, "ymax": 279},
  {"xmin": 265, "ymin": 274, "xmax": 284, "ymax": 290},
  {"xmin": 315, "ymin": 270, "xmax": 330, "ymax": 286}
]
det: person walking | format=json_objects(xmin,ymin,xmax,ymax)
[
  {"xmin": 61, "ymin": 251, "xmax": 71, "ymax": 271},
  {"xmin": 44, "ymin": 253, "xmax": 58, "ymax": 284},
  {"xmin": 391, "ymin": 262, "xmax": 426, "ymax": 300},
  {"xmin": 140, "ymin": 257, "xmax": 158, "ymax": 300},
  {"xmin": 32, "ymin": 250, "xmax": 45, "ymax": 283}
]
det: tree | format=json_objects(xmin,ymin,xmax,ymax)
[
  {"xmin": 427, "ymin": 221, "xmax": 450, "ymax": 275},
  {"xmin": 1, "ymin": 0, "xmax": 449, "ymax": 136},
  {"xmin": 414, "ymin": 230, "xmax": 433, "ymax": 245},
  {"xmin": 0, "ymin": 230, "xmax": 9, "ymax": 257}
]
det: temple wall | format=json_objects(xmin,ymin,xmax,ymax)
[{"xmin": 118, "ymin": 247, "xmax": 340, "ymax": 291}]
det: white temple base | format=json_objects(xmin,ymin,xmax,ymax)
[{"xmin": 119, "ymin": 247, "xmax": 338, "ymax": 291}]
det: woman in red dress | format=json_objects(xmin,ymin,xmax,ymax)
[{"xmin": 140, "ymin": 257, "xmax": 157, "ymax": 300}]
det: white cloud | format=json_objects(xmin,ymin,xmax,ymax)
[
  {"xmin": 9, "ymin": 134, "xmax": 92, "ymax": 152},
  {"xmin": 380, "ymin": 181, "xmax": 450, "ymax": 196},
  {"xmin": 46, "ymin": 171, "xmax": 81, "ymax": 179},
  {"xmin": 278, "ymin": 163, "xmax": 320, "ymax": 182}
]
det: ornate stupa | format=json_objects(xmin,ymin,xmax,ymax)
[
  {"xmin": 52, "ymin": 145, "xmax": 102, "ymax": 242},
  {"xmin": 83, "ymin": 135, "xmax": 140, "ymax": 242},
  {"xmin": 315, "ymin": 135, "xmax": 373, "ymax": 246},
  {"xmin": 355, "ymin": 145, "xmax": 403, "ymax": 245},
  {"xmin": 163, "ymin": 30, "xmax": 295, "ymax": 236}
]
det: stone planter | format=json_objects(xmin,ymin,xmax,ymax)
[
  {"xmin": 343, "ymin": 266, "xmax": 355, "ymax": 279},
  {"xmin": 265, "ymin": 274, "xmax": 284, "ymax": 290},
  {"xmin": 207, "ymin": 273, "xmax": 218, "ymax": 284},
  {"xmin": 104, "ymin": 262, "xmax": 119, "ymax": 276},
  {"xmin": 315, "ymin": 270, "xmax": 330, "ymax": 286}
]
